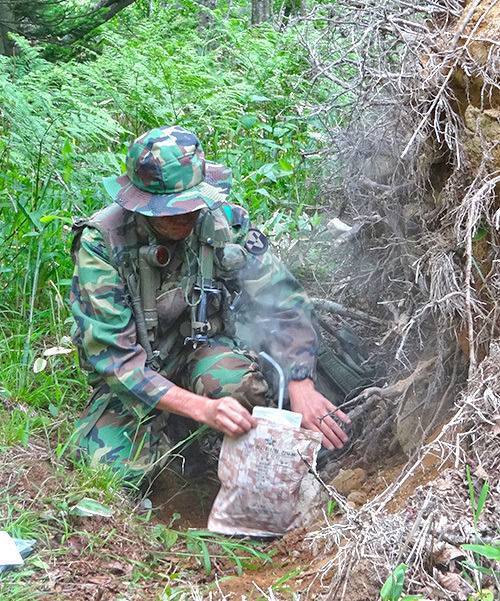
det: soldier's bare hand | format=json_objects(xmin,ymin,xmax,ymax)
[
  {"xmin": 159, "ymin": 386, "xmax": 257, "ymax": 437},
  {"xmin": 288, "ymin": 379, "xmax": 350, "ymax": 450},
  {"xmin": 202, "ymin": 396, "xmax": 257, "ymax": 438}
]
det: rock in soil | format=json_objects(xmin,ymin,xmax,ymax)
[
  {"xmin": 347, "ymin": 490, "xmax": 368, "ymax": 505},
  {"xmin": 331, "ymin": 468, "xmax": 367, "ymax": 495}
]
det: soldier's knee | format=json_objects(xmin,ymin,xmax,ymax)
[
  {"xmin": 192, "ymin": 352, "xmax": 269, "ymax": 409},
  {"xmin": 234, "ymin": 364, "xmax": 269, "ymax": 409}
]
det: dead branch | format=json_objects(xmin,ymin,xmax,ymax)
[{"xmin": 311, "ymin": 297, "xmax": 387, "ymax": 326}]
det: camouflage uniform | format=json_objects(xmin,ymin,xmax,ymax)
[{"xmin": 70, "ymin": 126, "xmax": 317, "ymax": 485}]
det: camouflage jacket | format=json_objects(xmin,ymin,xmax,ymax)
[{"xmin": 70, "ymin": 203, "xmax": 317, "ymax": 411}]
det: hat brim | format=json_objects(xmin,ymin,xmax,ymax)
[{"xmin": 102, "ymin": 162, "xmax": 231, "ymax": 217}]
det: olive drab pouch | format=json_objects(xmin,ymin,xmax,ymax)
[
  {"xmin": 315, "ymin": 325, "xmax": 376, "ymax": 401},
  {"xmin": 207, "ymin": 420, "xmax": 322, "ymax": 537}
]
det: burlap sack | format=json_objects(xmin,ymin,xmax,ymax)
[{"xmin": 207, "ymin": 419, "xmax": 322, "ymax": 537}]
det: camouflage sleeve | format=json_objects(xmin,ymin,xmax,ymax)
[
  {"xmin": 70, "ymin": 227, "xmax": 174, "ymax": 411},
  {"xmin": 237, "ymin": 248, "xmax": 318, "ymax": 381}
]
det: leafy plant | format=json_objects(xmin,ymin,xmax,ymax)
[
  {"xmin": 465, "ymin": 465, "xmax": 490, "ymax": 529},
  {"xmin": 326, "ymin": 498, "xmax": 337, "ymax": 516},
  {"xmin": 461, "ymin": 468, "xmax": 497, "ymax": 593},
  {"xmin": 462, "ymin": 544, "xmax": 500, "ymax": 563},
  {"xmin": 380, "ymin": 564, "xmax": 423, "ymax": 601},
  {"xmin": 152, "ymin": 525, "xmax": 273, "ymax": 575},
  {"xmin": 271, "ymin": 567, "xmax": 302, "ymax": 594}
]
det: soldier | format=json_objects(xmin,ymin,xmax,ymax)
[{"xmin": 70, "ymin": 125, "xmax": 350, "ymax": 487}]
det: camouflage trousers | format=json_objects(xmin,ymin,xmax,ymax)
[{"xmin": 75, "ymin": 336, "xmax": 269, "ymax": 487}]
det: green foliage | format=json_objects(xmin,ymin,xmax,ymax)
[
  {"xmin": 0, "ymin": 0, "xmax": 332, "ymax": 444},
  {"xmin": 270, "ymin": 567, "xmax": 303, "ymax": 594},
  {"xmin": 326, "ymin": 498, "xmax": 337, "ymax": 516},
  {"xmin": 152, "ymin": 524, "xmax": 273, "ymax": 576},
  {"xmin": 0, "ymin": 6, "xmax": 339, "ymax": 596},
  {"xmin": 461, "ymin": 544, "xmax": 500, "ymax": 562},
  {"xmin": 461, "ymin": 468, "xmax": 498, "ymax": 592},
  {"xmin": 380, "ymin": 564, "xmax": 423, "ymax": 601},
  {"xmin": 465, "ymin": 465, "xmax": 490, "ymax": 529},
  {"xmin": 467, "ymin": 591, "xmax": 495, "ymax": 601},
  {"xmin": 380, "ymin": 564, "xmax": 408, "ymax": 601}
]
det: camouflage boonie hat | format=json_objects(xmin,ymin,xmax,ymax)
[{"xmin": 102, "ymin": 125, "xmax": 232, "ymax": 216}]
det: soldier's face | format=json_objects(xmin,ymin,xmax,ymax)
[{"xmin": 148, "ymin": 211, "xmax": 200, "ymax": 241}]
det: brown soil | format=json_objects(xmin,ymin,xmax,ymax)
[
  {"xmin": 1, "ymin": 421, "xmax": 453, "ymax": 601},
  {"xmin": 218, "ymin": 528, "xmax": 317, "ymax": 599},
  {"xmin": 150, "ymin": 468, "xmax": 220, "ymax": 529}
]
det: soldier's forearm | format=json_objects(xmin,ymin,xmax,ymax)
[
  {"xmin": 158, "ymin": 386, "xmax": 256, "ymax": 437},
  {"xmin": 157, "ymin": 385, "xmax": 210, "ymax": 423}
]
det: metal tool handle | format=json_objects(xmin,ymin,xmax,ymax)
[{"xmin": 259, "ymin": 352, "xmax": 285, "ymax": 410}]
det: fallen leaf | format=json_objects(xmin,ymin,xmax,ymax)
[
  {"xmin": 474, "ymin": 464, "xmax": 489, "ymax": 479},
  {"xmin": 103, "ymin": 560, "xmax": 131, "ymax": 575},
  {"xmin": 432, "ymin": 542, "xmax": 464, "ymax": 565},
  {"xmin": 87, "ymin": 576, "xmax": 111, "ymax": 585},
  {"xmin": 43, "ymin": 346, "xmax": 73, "ymax": 357},
  {"xmin": 70, "ymin": 498, "xmax": 114, "ymax": 518},
  {"xmin": 436, "ymin": 571, "xmax": 468, "ymax": 599},
  {"xmin": 32, "ymin": 357, "xmax": 47, "ymax": 373}
]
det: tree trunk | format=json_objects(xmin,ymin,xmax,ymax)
[
  {"xmin": 58, "ymin": 0, "xmax": 137, "ymax": 45},
  {"xmin": 0, "ymin": 0, "xmax": 15, "ymax": 56},
  {"xmin": 251, "ymin": 0, "xmax": 272, "ymax": 25},
  {"xmin": 198, "ymin": 0, "xmax": 217, "ymax": 31}
]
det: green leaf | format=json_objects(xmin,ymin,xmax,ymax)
[
  {"xmin": 40, "ymin": 214, "xmax": 72, "ymax": 225},
  {"xmin": 278, "ymin": 158, "xmax": 294, "ymax": 172},
  {"xmin": 475, "ymin": 481, "xmax": 490, "ymax": 524},
  {"xmin": 272, "ymin": 567, "xmax": 302, "ymax": 588},
  {"xmin": 70, "ymin": 498, "xmax": 114, "ymax": 518},
  {"xmin": 259, "ymin": 123, "xmax": 273, "ymax": 133},
  {"xmin": 380, "ymin": 564, "xmax": 407, "ymax": 601},
  {"xmin": 472, "ymin": 226, "xmax": 488, "ymax": 242},
  {"xmin": 467, "ymin": 591, "xmax": 495, "ymax": 601},
  {"xmin": 258, "ymin": 138, "xmax": 282, "ymax": 150},
  {"xmin": 62, "ymin": 138, "xmax": 72, "ymax": 158},
  {"xmin": 466, "ymin": 465, "xmax": 476, "ymax": 515},
  {"xmin": 48, "ymin": 403, "xmax": 59, "ymax": 417},
  {"xmin": 255, "ymin": 187, "xmax": 272, "ymax": 199},
  {"xmin": 240, "ymin": 115, "xmax": 258, "ymax": 129},
  {"xmin": 249, "ymin": 94, "xmax": 270, "ymax": 102},
  {"xmin": 462, "ymin": 544, "xmax": 500, "ymax": 562},
  {"xmin": 257, "ymin": 163, "xmax": 278, "ymax": 182},
  {"xmin": 199, "ymin": 539, "xmax": 212, "ymax": 575},
  {"xmin": 272, "ymin": 126, "xmax": 289, "ymax": 138},
  {"xmin": 326, "ymin": 499, "xmax": 337, "ymax": 516},
  {"xmin": 168, "ymin": 512, "xmax": 181, "ymax": 528},
  {"xmin": 461, "ymin": 560, "xmax": 498, "ymax": 576},
  {"xmin": 152, "ymin": 525, "xmax": 179, "ymax": 550}
]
